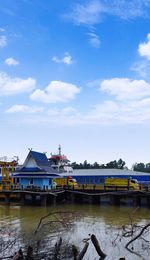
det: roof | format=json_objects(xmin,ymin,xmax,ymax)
[
  {"xmin": 30, "ymin": 151, "xmax": 49, "ymax": 167},
  {"xmin": 16, "ymin": 150, "xmax": 58, "ymax": 174}
]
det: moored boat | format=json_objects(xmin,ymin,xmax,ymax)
[{"xmin": 48, "ymin": 145, "xmax": 73, "ymax": 173}]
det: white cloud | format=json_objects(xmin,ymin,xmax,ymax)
[
  {"xmin": 5, "ymin": 57, "xmax": 19, "ymax": 66},
  {"xmin": 30, "ymin": 80, "xmax": 80, "ymax": 103},
  {"xmin": 87, "ymin": 32, "xmax": 100, "ymax": 48},
  {"xmin": 0, "ymin": 28, "xmax": 5, "ymax": 32},
  {"xmin": 6, "ymin": 105, "xmax": 44, "ymax": 113},
  {"xmin": 138, "ymin": 33, "xmax": 150, "ymax": 60},
  {"xmin": 48, "ymin": 106, "xmax": 79, "ymax": 117},
  {"xmin": 0, "ymin": 72, "xmax": 36, "ymax": 95},
  {"xmin": 52, "ymin": 52, "xmax": 73, "ymax": 65},
  {"xmin": 85, "ymin": 98, "xmax": 150, "ymax": 125},
  {"xmin": 131, "ymin": 61, "xmax": 148, "ymax": 78},
  {"xmin": 6, "ymin": 74, "xmax": 150, "ymax": 126},
  {"xmin": 78, "ymin": 77, "xmax": 150, "ymax": 125},
  {"xmin": 103, "ymin": 0, "xmax": 148, "ymax": 20},
  {"xmin": 69, "ymin": 0, "xmax": 150, "ymax": 27},
  {"xmin": 0, "ymin": 35, "xmax": 7, "ymax": 47},
  {"xmin": 69, "ymin": 1, "xmax": 103, "ymax": 26},
  {"xmin": 101, "ymin": 78, "xmax": 150, "ymax": 100}
]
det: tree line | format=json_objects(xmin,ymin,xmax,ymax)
[{"xmin": 71, "ymin": 159, "xmax": 150, "ymax": 173}]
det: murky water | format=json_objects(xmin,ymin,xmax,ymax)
[{"xmin": 0, "ymin": 203, "xmax": 150, "ymax": 259}]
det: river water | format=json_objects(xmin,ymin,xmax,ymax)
[{"xmin": 0, "ymin": 202, "xmax": 150, "ymax": 260}]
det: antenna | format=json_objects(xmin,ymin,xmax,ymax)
[{"xmin": 58, "ymin": 144, "xmax": 61, "ymax": 155}]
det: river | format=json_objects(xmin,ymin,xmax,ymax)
[{"xmin": 0, "ymin": 202, "xmax": 150, "ymax": 260}]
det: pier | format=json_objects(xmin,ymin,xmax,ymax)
[{"xmin": 0, "ymin": 189, "xmax": 150, "ymax": 207}]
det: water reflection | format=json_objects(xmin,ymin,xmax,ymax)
[{"xmin": 0, "ymin": 203, "xmax": 150, "ymax": 259}]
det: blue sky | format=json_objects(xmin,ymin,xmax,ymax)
[{"xmin": 1, "ymin": 0, "xmax": 150, "ymax": 168}]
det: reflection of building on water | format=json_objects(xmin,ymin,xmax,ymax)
[{"xmin": 48, "ymin": 145, "xmax": 73, "ymax": 173}]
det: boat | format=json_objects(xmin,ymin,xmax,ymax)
[{"xmin": 48, "ymin": 145, "xmax": 73, "ymax": 173}]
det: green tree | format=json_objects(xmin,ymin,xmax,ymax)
[
  {"xmin": 133, "ymin": 162, "xmax": 145, "ymax": 172},
  {"xmin": 117, "ymin": 158, "xmax": 125, "ymax": 169}
]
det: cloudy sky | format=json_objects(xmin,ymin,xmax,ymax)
[{"xmin": 1, "ymin": 0, "xmax": 150, "ymax": 168}]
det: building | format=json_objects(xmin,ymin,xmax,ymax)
[
  {"xmin": 14, "ymin": 150, "xmax": 59, "ymax": 190},
  {"xmin": 62, "ymin": 168, "xmax": 150, "ymax": 185}
]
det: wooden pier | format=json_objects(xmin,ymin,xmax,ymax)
[
  {"xmin": 0, "ymin": 188, "xmax": 150, "ymax": 207},
  {"xmin": 0, "ymin": 189, "xmax": 65, "ymax": 206}
]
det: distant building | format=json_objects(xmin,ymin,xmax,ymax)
[
  {"xmin": 62, "ymin": 168, "xmax": 150, "ymax": 185},
  {"xmin": 14, "ymin": 150, "xmax": 59, "ymax": 190}
]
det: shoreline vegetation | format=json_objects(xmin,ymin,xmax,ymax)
[{"xmin": 70, "ymin": 158, "xmax": 150, "ymax": 173}]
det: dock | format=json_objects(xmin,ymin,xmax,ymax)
[{"xmin": 0, "ymin": 189, "xmax": 150, "ymax": 207}]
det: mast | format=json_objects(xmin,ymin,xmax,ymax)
[{"xmin": 58, "ymin": 144, "xmax": 61, "ymax": 156}]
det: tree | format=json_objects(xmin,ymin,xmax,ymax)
[
  {"xmin": 117, "ymin": 158, "xmax": 125, "ymax": 169},
  {"xmin": 133, "ymin": 163, "xmax": 145, "ymax": 172}
]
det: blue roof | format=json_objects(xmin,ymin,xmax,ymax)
[
  {"xmin": 30, "ymin": 151, "xmax": 49, "ymax": 166},
  {"xmin": 15, "ymin": 150, "xmax": 59, "ymax": 175}
]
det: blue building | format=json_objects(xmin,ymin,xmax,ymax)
[
  {"xmin": 62, "ymin": 168, "xmax": 150, "ymax": 185},
  {"xmin": 14, "ymin": 150, "xmax": 59, "ymax": 190}
]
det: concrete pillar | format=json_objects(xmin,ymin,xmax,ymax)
[
  {"xmin": 93, "ymin": 195, "xmax": 101, "ymax": 204},
  {"xmin": 133, "ymin": 196, "xmax": 141, "ymax": 207},
  {"xmin": 21, "ymin": 194, "xmax": 25, "ymax": 204},
  {"xmin": 31, "ymin": 194, "xmax": 36, "ymax": 204},
  {"xmin": 5, "ymin": 194, "xmax": 10, "ymax": 204},
  {"xmin": 71, "ymin": 193, "xmax": 75, "ymax": 203},
  {"xmin": 52, "ymin": 196, "xmax": 56, "ymax": 205},
  {"xmin": 88, "ymin": 195, "xmax": 93, "ymax": 204},
  {"xmin": 109, "ymin": 195, "xmax": 120, "ymax": 206},
  {"xmin": 40, "ymin": 195, "xmax": 47, "ymax": 206},
  {"xmin": 147, "ymin": 196, "xmax": 150, "ymax": 208}
]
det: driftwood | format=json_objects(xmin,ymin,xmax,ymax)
[
  {"xmin": 77, "ymin": 241, "xmax": 89, "ymax": 260},
  {"xmin": 53, "ymin": 237, "xmax": 62, "ymax": 260},
  {"xmin": 72, "ymin": 244, "xmax": 78, "ymax": 260},
  {"xmin": 91, "ymin": 234, "xmax": 106, "ymax": 259},
  {"xmin": 27, "ymin": 246, "xmax": 33, "ymax": 260},
  {"xmin": 12, "ymin": 249, "xmax": 23, "ymax": 260}
]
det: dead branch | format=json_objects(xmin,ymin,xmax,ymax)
[
  {"xmin": 12, "ymin": 249, "xmax": 23, "ymax": 260},
  {"xmin": 26, "ymin": 245, "xmax": 33, "ymax": 260},
  {"xmin": 72, "ymin": 244, "xmax": 78, "ymax": 260},
  {"xmin": 53, "ymin": 237, "xmax": 62, "ymax": 260},
  {"xmin": 34, "ymin": 211, "xmax": 78, "ymax": 235},
  {"xmin": 91, "ymin": 234, "xmax": 106, "ymax": 259},
  {"xmin": 125, "ymin": 223, "xmax": 150, "ymax": 249},
  {"xmin": 77, "ymin": 241, "xmax": 89, "ymax": 260}
]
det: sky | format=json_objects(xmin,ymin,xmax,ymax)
[{"xmin": 1, "ymin": 0, "xmax": 150, "ymax": 168}]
